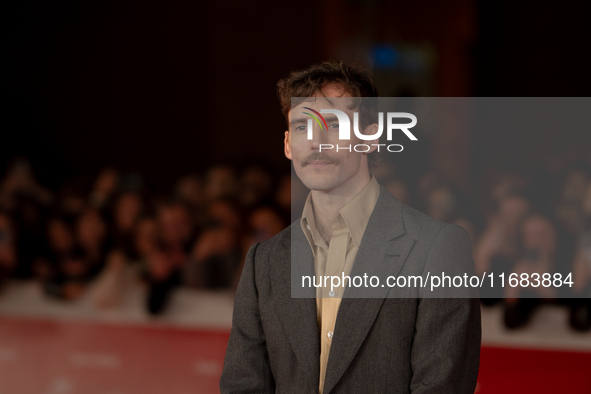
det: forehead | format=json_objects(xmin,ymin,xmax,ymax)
[{"xmin": 288, "ymin": 84, "xmax": 355, "ymax": 121}]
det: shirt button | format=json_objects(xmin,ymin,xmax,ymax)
[
  {"xmin": 329, "ymin": 290, "xmax": 335, "ymax": 297},
  {"xmin": 306, "ymin": 224, "xmax": 311, "ymax": 230},
  {"xmin": 327, "ymin": 331, "xmax": 333, "ymax": 338}
]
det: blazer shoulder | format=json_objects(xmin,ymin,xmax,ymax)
[
  {"xmin": 400, "ymin": 202, "xmax": 472, "ymax": 253},
  {"xmin": 400, "ymin": 203, "xmax": 448, "ymax": 239},
  {"xmin": 251, "ymin": 221, "xmax": 292, "ymax": 258}
]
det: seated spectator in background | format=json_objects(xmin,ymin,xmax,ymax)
[
  {"xmin": 45, "ymin": 216, "xmax": 76, "ymax": 257},
  {"xmin": 489, "ymin": 171, "xmax": 527, "ymax": 205},
  {"xmin": 569, "ymin": 216, "xmax": 591, "ymax": 331},
  {"xmin": 88, "ymin": 167, "xmax": 120, "ymax": 211},
  {"xmin": 175, "ymin": 175, "xmax": 202, "ymax": 209},
  {"xmin": 425, "ymin": 184, "xmax": 457, "ymax": 223},
  {"xmin": 203, "ymin": 165, "xmax": 236, "ymax": 202},
  {"xmin": 423, "ymin": 181, "xmax": 479, "ymax": 244},
  {"xmin": 174, "ymin": 175, "xmax": 204, "ymax": 228},
  {"xmin": 9, "ymin": 193, "xmax": 47, "ymax": 278},
  {"xmin": 144, "ymin": 247, "xmax": 180, "ymax": 315},
  {"xmin": 36, "ymin": 210, "xmax": 107, "ymax": 301},
  {"xmin": 58, "ymin": 181, "xmax": 89, "ymax": 222},
  {"xmin": 184, "ymin": 198, "xmax": 243, "ymax": 290},
  {"xmin": 0, "ymin": 159, "xmax": 52, "ymax": 278},
  {"xmin": 233, "ymin": 204, "xmax": 287, "ymax": 287},
  {"xmin": 237, "ymin": 164, "xmax": 275, "ymax": 208},
  {"xmin": 134, "ymin": 216, "xmax": 159, "ymax": 260},
  {"xmin": 57, "ymin": 250, "xmax": 91, "ymax": 300},
  {"xmin": 476, "ymin": 194, "xmax": 530, "ymax": 304},
  {"xmin": 0, "ymin": 158, "xmax": 53, "ymax": 210},
  {"xmin": 186, "ymin": 221, "xmax": 239, "ymax": 290},
  {"xmin": 206, "ymin": 198, "xmax": 242, "ymax": 232},
  {"xmin": 90, "ymin": 215, "xmax": 161, "ymax": 311},
  {"xmin": 158, "ymin": 201, "xmax": 193, "ymax": 263},
  {"xmin": 503, "ymin": 213, "xmax": 559, "ymax": 329},
  {"xmin": 75, "ymin": 208, "xmax": 109, "ymax": 278},
  {"xmin": 142, "ymin": 201, "xmax": 194, "ymax": 315},
  {"xmin": 243, "ymin": 204, "xmax": 286, "ymax": 247},
  {"xmin": 35, "ymin": 216, "xmax": 76, "ymax": 298},
  {"xmin": 86, "ymin": 205, "xmax": 148, "ymax": 310},
  {"xmin": 111, "ymin": 191, "xmax": 143, "ymax": 258},
  {"xmin": 555, "ymin": 167, "xmax": 589, "ymax": 235}
]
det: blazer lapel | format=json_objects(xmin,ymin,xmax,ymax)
[
  {"xmin": 272, "ymin": 222, "xmax": 320, "ymax": 391},
  {"xmin": 323, "ymin": 187, "xmax": 416, "ymax": 394}
]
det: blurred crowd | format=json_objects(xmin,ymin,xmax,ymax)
[
  {"xmin": 0, "ymin": 152, "xmax": 590, "ymax": 330},
  {"xmin": 367, "ymin": 156, "xmax": 591, "ymax": 332},
  {"xmin": 0, "ymin": 158, "xmax": 290, "ymax": 315}
]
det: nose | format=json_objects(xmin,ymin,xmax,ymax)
[{"xmin": 309, "ymin": 122, "xmax": 329, "ymax": 151}]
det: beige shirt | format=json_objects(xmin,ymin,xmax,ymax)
[{"xmin": 300, "ymin": 176, "xmax": 380, "ymax": 394}]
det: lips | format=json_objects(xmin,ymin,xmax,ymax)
[{"xmin": 307, "ymin": 160, "xmax": 333, "ymax": 167}]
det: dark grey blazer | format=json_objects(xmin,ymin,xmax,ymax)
[{"xmin": 220, "ymin": 185, "xmax": 481, "ymax": 393}]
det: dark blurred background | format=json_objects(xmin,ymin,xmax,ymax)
[
  {"xmin": 2, "ymin": 0, "xmax": 591, "ymax": 393},
  {"xmin": 4, "ymin": 0, "xmax": 590, "ymax": 190}
]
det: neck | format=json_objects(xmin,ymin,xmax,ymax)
[{"xmin": 311, "ymin": 168, "xmax": 371, "ymax": 244}]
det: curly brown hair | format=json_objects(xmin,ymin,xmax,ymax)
[{"xmin": 277, "ymin": 61, "xmax": 381, "ymax": 167}]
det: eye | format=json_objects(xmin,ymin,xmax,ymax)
[
  {"xmin": 328, "ymin": 123, "xmax": 339, "ymax": 130},
  {"xmin": 294, "ymin": 125, "xmax": 307, "ymax": 132}
]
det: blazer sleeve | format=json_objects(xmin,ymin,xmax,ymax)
[
  {"xmin": 410, "ymin": 224, "xmax": 482, "ymax": 394},
  {"xmin": 220, "ymin": 243, "xmax": 275, "ymax": 393}
]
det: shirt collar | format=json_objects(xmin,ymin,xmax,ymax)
[
  {"xmin": 300, "ymin": 175, "xmax": 381, "ymax": 255},
  {"xmin": 301, "ymin": 193, "xmax": 324, "ymax": 255},
  {"xmin": 339, "ymin": 175, "xmax": 380, "ymax": 248}
]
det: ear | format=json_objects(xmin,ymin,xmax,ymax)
[
  {"xmin": 363, "ymin": 123, "xmax": 380, "ymax": 154},
  {"xmin": 284, "ymin": 130, "xmax": 292, "ymax": 160}
]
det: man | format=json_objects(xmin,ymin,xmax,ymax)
[{"xmin": 220, "ymin": 61, "xmax": 481, "ymax": 393}]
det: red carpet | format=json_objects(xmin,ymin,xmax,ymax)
[
  {"xmin": 0, "ymin": 316, "xmax": 230, "ymax": 394},
  {"xmin": 477, "ymin": 346, "xmax": 591, "ymax": 393},
  {"xmin": 0, "ymin": 316, "xmax": 589, "ymax": 393}
]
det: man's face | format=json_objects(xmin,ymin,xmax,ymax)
[{"xmin": 283, "ymin": 84, "xmax": 378, "ymax": 193}]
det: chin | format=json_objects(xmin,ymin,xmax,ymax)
[{"xmin": 300, "ymin": 175, "xmax": 340, "ymax": 192}]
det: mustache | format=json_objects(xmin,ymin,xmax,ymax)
[{"xmin": 302, "ymin": 151, "xmax": 339, "ymax": 167}]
